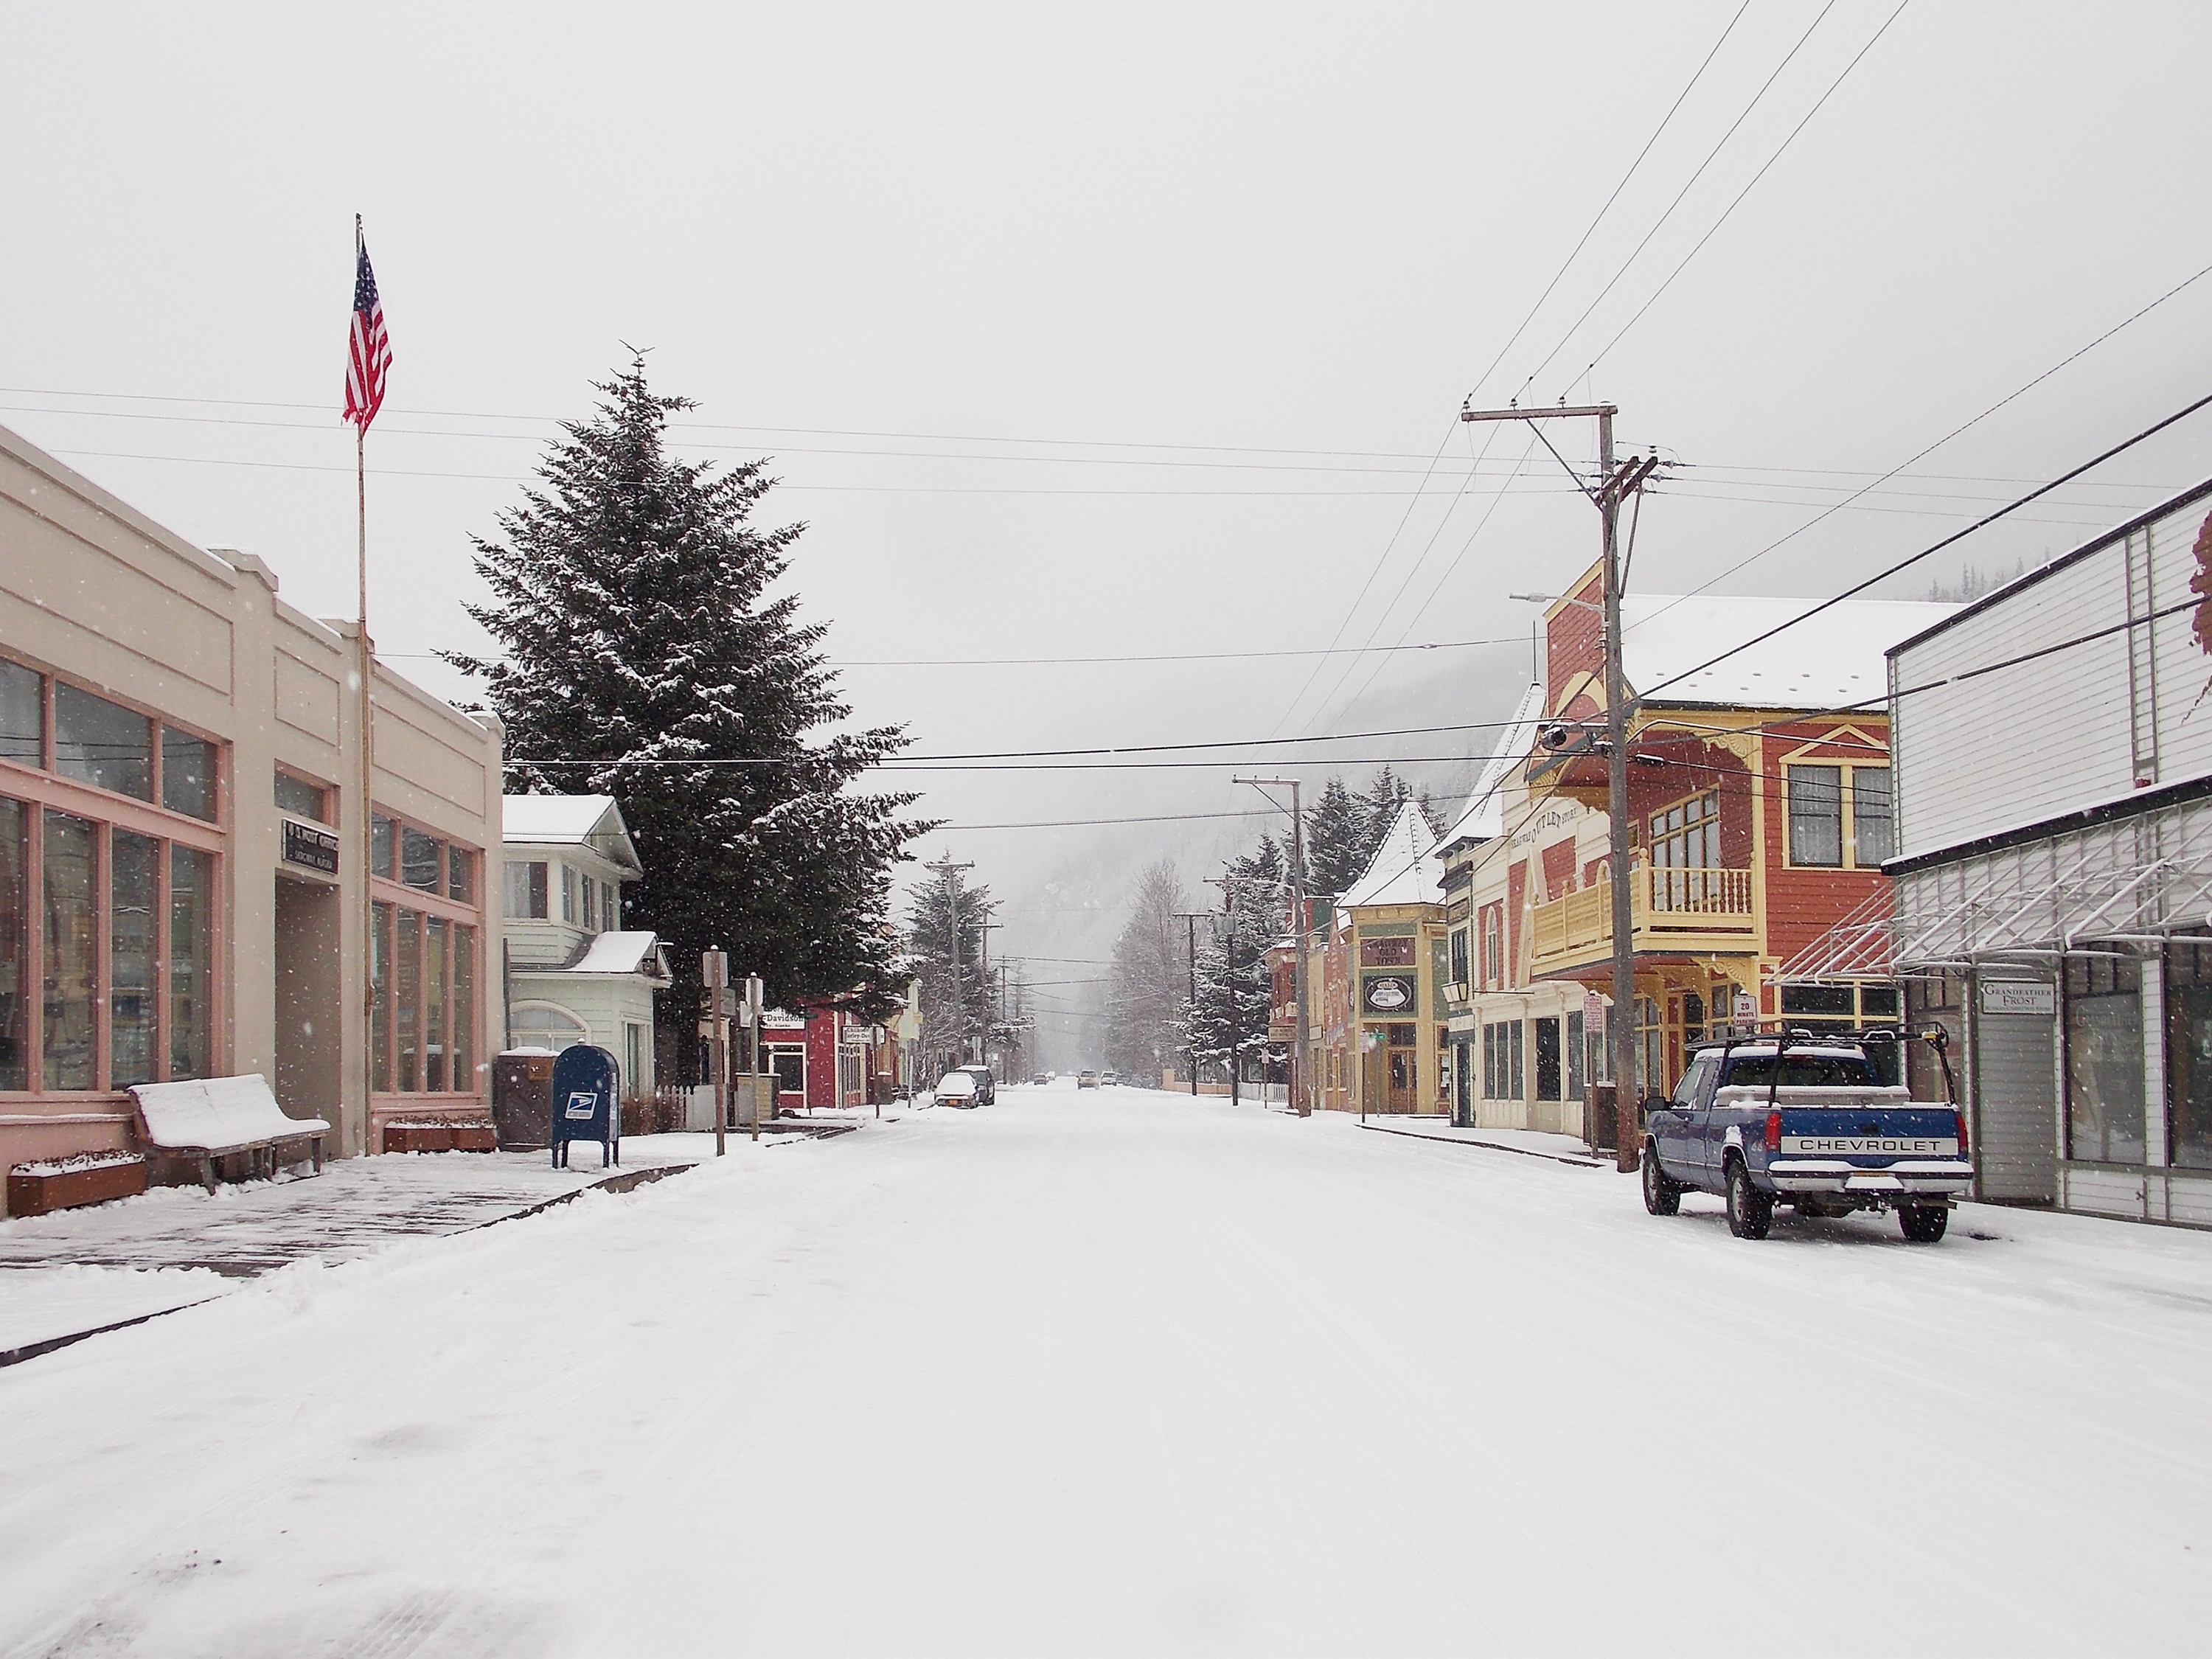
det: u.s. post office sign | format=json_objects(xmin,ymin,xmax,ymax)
[
  {"xmin": 1362, "ymin": 974, "xmax": 1415, "ymax": 1014},
  {"xmin": 281, "ymin": 818, "xmax": 341, "ymax": 875}
]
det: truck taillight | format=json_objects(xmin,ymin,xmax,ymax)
[
  {"xmin": 1764, "ymin": 1110, "xmax": 1782, "ymax": 1152},
  {"xmin": 1954, "ymin": 1110, "xmax": 1969, "ymax": 1159}
]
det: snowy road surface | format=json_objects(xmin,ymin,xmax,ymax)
[{"xmin": 3, "ymin": 1086, "xmax": 2208, "ymax": 1657}]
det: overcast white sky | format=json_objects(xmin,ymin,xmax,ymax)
[{"xmin": 7, "ymin": 1, "xmax": 2211, "ymax": 1056}]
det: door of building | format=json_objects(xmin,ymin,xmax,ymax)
[
  {"xmin": 1384, "ymin": 1022, "xmax": 1418, "ymax": 1112},
  {"xmin": 769, "ymin": 1044, "xmax": 807, "ymax": 1112}
]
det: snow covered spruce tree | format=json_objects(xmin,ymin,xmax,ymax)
[
  {"xmin": 905, "ymin": 863, "xmax": 991, "ymax": 1077},
  {"xmin": 1104, "ymin": 859, "xmax": 1189, "ymax": 1085},
  {"xmin": 451, "ymin": 359, "xmax": 932, "ymax": 1071},
  {"xmin": 1183, "ymin": 838, "xmax": 1285, "ymax": 1086},
  {"xmin": 1304, "ymin": 776, "xmax": 1368, "ymax": 900}
]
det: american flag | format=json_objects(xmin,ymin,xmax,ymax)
[{"xmin": 343, "ymin": 223, "xmax": 392, "ymax": 431}]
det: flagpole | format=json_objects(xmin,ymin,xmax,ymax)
[{"xmin": 355, "ymin": 214, "xmax": 376, "ymax": 1160}]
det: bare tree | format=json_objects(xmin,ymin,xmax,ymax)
[{"xmin": 1104, "ymin": 859, "xmax": 1189, "ymax": 1084}]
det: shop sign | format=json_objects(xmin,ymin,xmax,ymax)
[
  {"xmin": 1980, "ymin": 980, "xmax": 2056, "ymax": 1016},
  {"xmin": 1363, "ymin": 974, "xmax": 1414, "ymax": 1013},
  {"xmin": 282, "ymin": 818, "xmax": 340, "ymax": 874}
]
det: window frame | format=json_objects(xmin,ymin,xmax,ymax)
[
  {"xmin": 1784, "ymin": 761, "xmax": 1894, "ymax": 871},
  {"xmin": 0, "ymin": 653, "xmax": 228, "ymax": 1098},
  {"xmin": 369, "ymin": 806, "xmax": 487, "ymax": 1100}
]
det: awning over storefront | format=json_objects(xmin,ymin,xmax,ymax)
[{"xmin": 1782, "ymin": 790, "xmax": 2212, "ymax": 978}]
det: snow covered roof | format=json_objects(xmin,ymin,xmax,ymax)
[
  {"xmin": 1616, "ymin": 594, "xmax": 1959, "ymax": 710},
  {"xmin": 563, "ymin": 931, "xmax": 670, "ymax": 982},
  {"xmin": 502, "ymin": 793, "xmax": 643, "ymax": 874},
  {"xmin": 1442, "ymin": 681, "xmax": 1548, "ymax": 848},
  {"xmin": 1338, "ymin": 800, "xmax": 1442, "ymax": 911}
]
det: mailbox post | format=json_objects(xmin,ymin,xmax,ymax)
[
  {"xmin": 550, "ymin": 1044, "xmax": 619, "ymax": 1169},
  {"xmin": 703, "ymin": 949, "xmax": 729, "ymax": 1158}
]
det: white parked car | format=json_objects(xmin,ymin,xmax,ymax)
[{"xmin": 934, "ymin": 1071, "xmax": 978, "ymax": 1109}]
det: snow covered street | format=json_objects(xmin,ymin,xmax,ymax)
[{"xmin": 4, "ymin": 1085, "xmax": 2210, "ymax": 1657}]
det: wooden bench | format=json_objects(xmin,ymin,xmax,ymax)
[{"xmin": 129, "ymin": 1074, "xmax": 332, "ymax": 1192}]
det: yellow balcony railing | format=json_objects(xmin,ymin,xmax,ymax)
[{"xmin": 1528, "ymin": 866, "xmax": 1755, "ymax": 970}]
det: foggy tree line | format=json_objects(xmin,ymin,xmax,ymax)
[{"xmin": 1102, "ymin": 768, "xmax": 1442, "ymax": 1085}]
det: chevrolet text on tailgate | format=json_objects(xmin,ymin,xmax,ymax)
[{"xmin": 1641, "ymin": 1029, "xmax": 1971, "ymax": 1242}]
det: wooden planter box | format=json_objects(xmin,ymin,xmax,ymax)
[
  {"xmin": 451, "ymin": 1121, "xmax": 497, "ymax": 1152},
  {"xmin": 8, "ymin": 1155, "xmax": 148, "ymax": 1217},
  {"xmin": 382, "ymin": 1122, "xmax": 455, "ymax": 1154}
]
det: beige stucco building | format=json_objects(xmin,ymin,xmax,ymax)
[{"xmin": 1, "ymin": 422, "xmax": 503, "ymax": 1206}]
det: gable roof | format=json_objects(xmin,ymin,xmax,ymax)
[
  {"xmin": 501, "ymin": 793, "xmax": 643, "ymax": 874},
  {"xmin": 1338, "ymin": 799, "xmax": 1442, "ymax": 911},
  {"xmin": 1441, "ymin": 681, "xmax": 1548, "ymax": 849}
]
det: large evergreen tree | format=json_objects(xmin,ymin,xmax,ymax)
[
  {"xmin": 1185, "ymin": 839, "xmax": 1285, "ymax": 1083},
  {"xmin": 451, "ymin": 360, "xmax": 932, "ymax": 1056},
  {"xmin": 905, "ymin": 863, "xmax": 990, "ymax": 1077},
  {"xmin": 1305, "ymin": 776, "xmax": 1368, "ymax": 898}
]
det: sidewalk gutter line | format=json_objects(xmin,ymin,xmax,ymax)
[
  {"xmin": 1357, "ymin": 1121, "xmax": 1605, "ymax": 1169},
  {"xmin": 0, "ymin": 1163, "xmax": 698, "ymax": 1371}
]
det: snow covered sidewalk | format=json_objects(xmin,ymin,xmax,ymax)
[
  {"xmin": 0, "ymin": 1141, "xmax": 701, "ymax": 1357},
  {"xmin": 1353, "ymin": 1116, "xmax": 1603, "ymax": 1164},
  {"xmin": 4, "ymin": 1088, "xmax": 2211, "ymax": 1656}
]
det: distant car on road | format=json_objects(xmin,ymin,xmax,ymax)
[
  {"xmin": 1077, "ymin": 1070, "xmax": 1100, "ymax": 1089},
  {"xmin": 934, "ymin": 1071, "xmax": 978, "ymax": 1109},
  {"xmin": 950, "ymin": 1064, "xmax": 996, "ymax": 1105},
  {"xmin": 1031, "ymin": 1073, "xmax": 1051, "ymax": 1085},
  {"xmin": 1641, "ymin": 1030, "xmax": 1971, "ymax": 1241},
  {"xmin": 1102, "ymin": 1071, "xmax": 1120, "ymax": 1087}
]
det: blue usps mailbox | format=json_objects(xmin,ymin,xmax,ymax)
[{"xmin": 550, "ymin": 1044, "xmax": 620, "ymax": 1169}]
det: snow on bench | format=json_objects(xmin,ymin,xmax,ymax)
[{"xmin": 129, "ymin": 1074, "xmax": 331, "ymax": 1189}]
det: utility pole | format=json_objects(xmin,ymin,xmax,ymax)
[
  {"xmin": 1233, "ymin": 776, "xmax": 1308, "ymax": 1116},
  {"xmin": 1460, "ymin": 401, "xmax": 1660, "ymax": 1175},
  {"xmin": 702, "ymin": 950, "xmax": 728, "ymax": 1157},
  {"xmin": 1175, "ymin": 912, "xmax": 1206, "ymax": 1094},
  {"xmin": 978, "ymin": 914, "xmax": 1001, "ymax": 1070}
]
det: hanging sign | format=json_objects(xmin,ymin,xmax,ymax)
[{"xmin": 1363, "ymin": 975, "xmax": 1414, "ymax": 1013}]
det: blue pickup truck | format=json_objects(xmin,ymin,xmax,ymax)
[{"xmin": 1640, "ymin": 1032, "xmax": 1973, "ymax": 1242}]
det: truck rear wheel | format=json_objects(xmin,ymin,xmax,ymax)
[
  {"xmin": 1641, "ymin": 1143, "xmax": 1680, "ymax": 1216},
  {"xmin": 1725, "ymin": 1158, "xmax": 1773, "ymax": 1240},
  {"xmin": 1899, "ymin": 1203, "xmax": 1950, "ymax": 1243}
]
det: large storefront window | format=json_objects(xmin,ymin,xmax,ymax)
[
  {"xmin": 2166, "ymin": 940, "xmax": 2212, "ymax": 1171},
  {"xmin": 370, "ymin": 810, "xmax": 485, "ymax": 1098},
  {"xmin": 2066, "ymin": 950, "xmax": 2145, "ymax": 1164},
  {"xmin": 0, "ymin": 654, "xmax": 226, "ymax": 1096},
  {"xmin": 0, "ymin": 801, "xmax": 22, "ymax": 1088},
  {"xmin": 169, "ymin": 846, "xmax": 212, "ymax": 1080},
  {"xmin": 111, "ymin": 830, "xmax": 159, "ymax": 1088},
  {"xmin": 43, "ymin": 810, "xmax": 97, "ymax": 1091}
]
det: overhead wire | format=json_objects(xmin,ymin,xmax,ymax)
[
  {"xmin": 1636, "ymin": 389, "xmax": 2212, "ymax": 703},
  {"xmin": 1461, "ymin": 0, "xmax": 1752, "ymax": 406},
  {"xmin": 1579, "ymin": 0, "xmax": 1915, "ymax": 386},
  {"xmin": 1514, "ymin": 0, "xmax": 1843, "ymax": 398}
]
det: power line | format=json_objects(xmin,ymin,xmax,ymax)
[
  {"xmin": 1515, "ymin": 0, "xmax": 1842, "ymax": 398},
  {"xmin": 1632, "ymin": 254, "xmax": 2212, "ymax": 625},
  {"xmin": 1461, "ymin": 1, "xmax": 1751, "ymax": 406},
  {"xmin": 1581, "ymin": 0, "xmax": 1916, "ymax": 385},
  {"xmin": 1637, "ymin": 389, "xmax": 2212, "ymax": 703}
]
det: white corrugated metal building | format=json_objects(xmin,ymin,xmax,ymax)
[{"xmin": 1882, "ymin": 476, "xmax": 2212, "ymax": 1225}]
